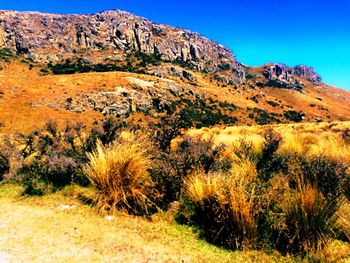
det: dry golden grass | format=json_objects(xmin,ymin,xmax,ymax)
[
  {"xmin": 184, "ymin": 121, "xmax": 350, "ymax": 257},
  {"xmin": 185, "ymin": 159, "xmax": 259, "ymax": 249},
  {"xmin": 187, "ymin": 121, "xmax": 350, "ymax": 164},
  {"xmin": 84, "ymin": 134, "xmax": 154, "ymax": 213}
]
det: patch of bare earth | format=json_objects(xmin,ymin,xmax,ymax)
[{"xmin": 0, "ymin": 188, "xmax": 279, "ymax": 263}]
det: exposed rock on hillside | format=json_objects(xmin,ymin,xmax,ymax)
[
  {"xmin": 0, "ymin": 10, "xmax": 325, "ymax": 89},
  {"xmin": 293, "ymin": 65, "xmax": 322, "ymax": 84},
  {"xmin": 0, "ymin": 10, "xmax": 245, "ymax": 82},
  {"xmin": 263, "ymin": 63, "xmax": 321, "ymax": 90},
  {"xmin": 63, "ymin": 76, "xmax": 202, "ymax": 117}
]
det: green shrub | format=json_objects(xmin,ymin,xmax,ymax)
[
  {"xmin": 246, "ymin": 74, "xmax": 255, "ymax": 80},
  {"xmin": 20, "ymin": 154, "xmax": 82, "ymax": 195},
  {"xmin": 0, "ymin": 136, "xmax": 21, "ymax": 182},
  {"xmin": 0, "ymin": 151, "xmax": 10, "ymax": 181},
  {"xmin": 267, "ymin": 100, "xmax": 280, "ymax": 107},
  {"xmin": 218, "ymin": 63, "xmax": 231, "ymax": 71},
  {"xmin": 150, "ymin": 135, "xmax": 231, "ymax": 207},
  {"xmin": 0, "ymin": 48, "xmax": 16, "ymax": 62},
  {"xmin": 299, "ymin": 156, "xmax": 350, "ymax": 201},
  {"xmin": 342, "ymin": 128, "xmax": 350, "ymax": 144},
  {"xmin": 256, "ymin": 129, "xmax": 288, "ymax": 181},
  {"xmin": 18, "ymin": 121, "xmax": 89, "ymax": 195},
  {"xmin": 249, "ymin": 108, "xmax": 281, "ymax": 125},
  {"xmin": 284, "ymin": 110, "xmax": 304, "ymax": 122},
  {"xmin": 266, "ymin": 180, "xmax": 347, "ymax": 255}
]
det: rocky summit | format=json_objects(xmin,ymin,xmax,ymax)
[
  {"xmin": 0, "ymin": 10, "xmax": 246, "ymax": 83},
  {"xmin": 0, "ymin": 10, "xmax": 325, "ymax": 87},
  {"xmin": 263, "ymin": 63, "xmax": 322, "ymax": 90}
]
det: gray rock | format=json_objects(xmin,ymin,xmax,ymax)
[{"xmin": 0, "ymin": 10, "xmax": 245, "ymax": 83}]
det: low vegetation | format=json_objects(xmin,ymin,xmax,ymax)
[
  {"xmin": 0, "ymin": 119, "xmax": 349, "ymax": 261},
  {"xmin": 0, "ymin": 48, "xmax": 17, "ymax": 62},
  {"xmin": 84, "ymin": 134, "xmax": 156, "ymax": 214},
  {"xmin": 42, "ymin": 52, "xmax": 162, "ymax": 75},
  {"xmin": 248, "ymin": 107, "xmax": 282, "ymax": 125}
]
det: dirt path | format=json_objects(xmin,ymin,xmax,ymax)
[{"xmin": 0, "ymin": 188, "xmax": 277, "ymax": 263}]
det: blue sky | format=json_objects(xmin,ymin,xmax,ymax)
[{"xmin": 1, "ymin": 0, "xmax": 349, "ymax": 90}]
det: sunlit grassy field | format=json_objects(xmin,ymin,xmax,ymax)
[{"xmin": 187, "ymin": 121, "xmax": 350, "ymax": 164}]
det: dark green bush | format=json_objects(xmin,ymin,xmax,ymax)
[
  {"xmin": 246, "ymin": 73, "xmax": 255, "ymax": 80},
  {"xmin": 284, "ymin": 110, "xmax": 304, "ymax": 122},
  {"xmin": 299, "ymin": 156, "xmax": 350, "ymax": 201},
  {"xmin": 256, "ymin": 129, "xmax": 288, "ymax": 181},
  {"xmin": 18, "ymin": 121, "xmax": 90, "ymax": 195},
  {"xmin": 250, "ymin": 108, "xmax": 281, "ymax": 125},
  {"xmin": 267, "ymin": 100, "xmax": 280, "ymax": 107},
  {"xmin": 20, "ymin": 154, "xmax": 82, "ymax": 195},
  {"xmin": 218, "ymin": 63, "xmax": 231, "ymax": 71},
  {"xmin": 0, "ymin": 152, "xmax": 10, "ymax": 181},
  {"xmin": 150, "ymin": 136, "xmax": 231, "ymax": 207},
  {"xmin": 342, "ymin": 128, "xmax": 350, "ymax": 144},
  {"xmin": 0, "ymin": 48, "xmax": 16, "ymax": 62},
  {"xmin": 0, "ymin": 136, "xmax": 21, "ymax": 182}
]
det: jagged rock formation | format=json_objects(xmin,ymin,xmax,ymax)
[
  {"xmin": 293, "ymin": 65, "xmax": 322, "ymax": 84},
  {"xmin": 0, "ymin": 10, "xmax": 245, "ymax": 83},
  {"xmin": 263, "ymin": 63, "xmax": 321, "ymax": 90},
  {"xmin": 0, "ymin": 10, "xmax": 325, "ymax": 89}
]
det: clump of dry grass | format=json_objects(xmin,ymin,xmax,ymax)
[
  {"xmin": 282, "ymin": 183, "xmax": 343, "ymax": 254},
  {"xmin": 182, "ymin": 158, "xmax": 259, "ymax": 250},
  {"xmin": 84, "ymin": 134, "xmax": 155, "ymax": 214}
]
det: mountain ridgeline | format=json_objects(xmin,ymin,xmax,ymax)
[{"xmin": 0, "ymin": 10, "xmax": 321, "ymax": 87}]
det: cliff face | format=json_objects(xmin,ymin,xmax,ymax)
[
  {"xmin": 263, "ymin": 63, "xmax": 322, "ymax": 90},
  {"xmin": 0, "ymin": 10, "xmax": 246, "ymax": 81},
  {"xmin": 0, "ymin": 10, "xmax": 325, "ymax": 88}
]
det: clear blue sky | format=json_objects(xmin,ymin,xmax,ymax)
[{"xmin": 1, "ymin": 0, "xmax": 349, "ymax": 90}]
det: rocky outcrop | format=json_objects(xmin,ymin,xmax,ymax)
[
  {"xmin": 263, "ymin": 64, "xmax": 303, "ymax": 90},
  {"xmin": 146, "ymin": 65, "xmax": 197, "ymax": 82},
  {"xmin": 263, "ymin": 63, "xmax": 321, "ymax": 90},
  {"xmin": 293, "ymin": 65, "xmax": 322, "ymax": 84},
  {"xmin": 0, "ymin": 25, "xmax": 5, "ymax": 47},
  {"xmin": 0, "ymin": 10, "xmax": 325, "ymax": 88},
  {"xmin": 0, "ymin": 10, "xmax": 245, "ymax": 83},
  {"xmin": 63, "ymin": 76, "xmax": 203, "ymax": 117}
]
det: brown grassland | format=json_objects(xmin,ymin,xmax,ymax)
[
  {"xmin": 1, "ymin": 59, "xmax": 350, "ymax": 133},
  {"xmin": 0, "ymin": 121, "xmax": 349, "ymax": 262},
  {"xmin": 1, "ymin": 57, "xmax": 350, "ymax": 262}
]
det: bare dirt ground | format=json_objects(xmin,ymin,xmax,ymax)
[{"xmin": 0, "ymin": 185, "xmax": 281, "ymax": 263}]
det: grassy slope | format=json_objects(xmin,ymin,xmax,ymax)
[
  {"xmin": 1, "ymin": 60, "xmax": 350, "ymax": 133},
  {"xmin": 0, "ymin": 184, "xmax": 288, "ymax": 263}
]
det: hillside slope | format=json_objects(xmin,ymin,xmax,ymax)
[{"xmin": 0, "ymin": 10, "xmax": 350, "ymax": 133}]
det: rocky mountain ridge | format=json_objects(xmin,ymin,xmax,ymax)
[
  {"xmin": 0, "ymin": 10, "xmax": 246, "ymax": 82},
  {"xmin": 0, "ymin": 10, "xmax": 322, "ymax": 87},
  {"xmin": 263, "ymin": 63, "xmax": 322, "ymax": 90}
]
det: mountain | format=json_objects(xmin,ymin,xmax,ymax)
[
  {"xmin": 0, "ymin": 10, "xmax": 245, "ymax": 83},
  {"xmin": 0, "ymin": 10, "xmax": 350, "ymax": 133}
]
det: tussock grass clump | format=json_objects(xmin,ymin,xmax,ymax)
[
  {"xmin": 150, "ymin": 135, "xmax": 231, "ymax": 208},
  {"xmin": 84, "ymin": 134, "xmax": 155, "ymax": 214},
  {"xmin": 267, "ymin": 176, "xmax": 348, "ymax": 255},
  {"xmin": 284, "ymin": 184, "xmax": 342, "ymax": 254},
  {"xmin": 179, "ymin": 159, "xmax": 259, "ymax": 250}
]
